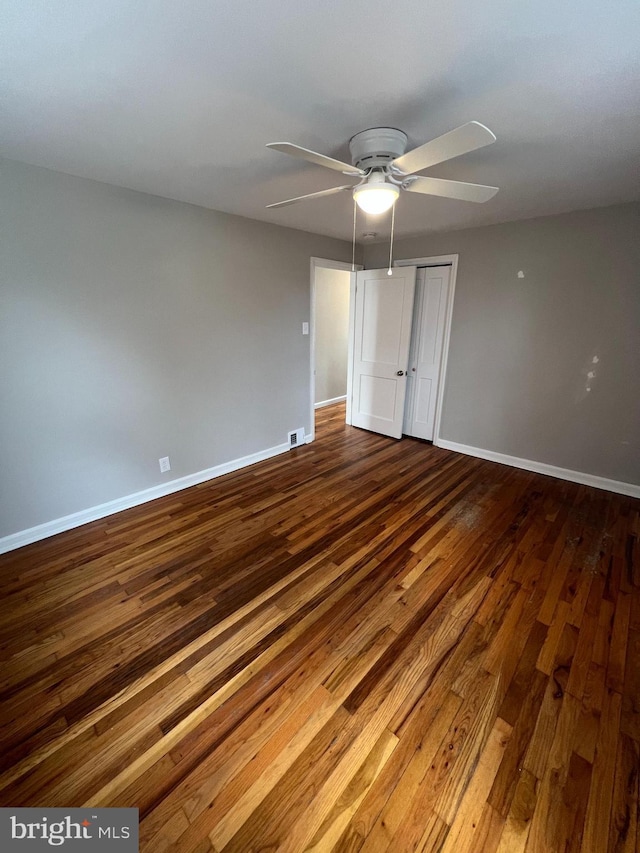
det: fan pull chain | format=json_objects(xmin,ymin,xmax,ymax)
[
  {"xmin": 387, "ymin": 202, "xmax": 396, "ymax": 275},
  {"xmin": 351, "ymin": 199, "xmax": 357, "ymax": 272}
]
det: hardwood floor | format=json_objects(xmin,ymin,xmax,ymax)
[{"xmin": 0, "ymin": 402, "xmax": 638, "ymax": 852}]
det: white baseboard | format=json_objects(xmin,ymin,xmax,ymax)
[
  {"xmin": 435, "ymin": 439, "xmax": 640, "ymax": 498},
  {"xmin": 0, "ymin": 441, "xmax": 290, "ymax": 555},
  {"xmin": 314, "ymin": 395, "xmax": 347, "ymax": 410}
]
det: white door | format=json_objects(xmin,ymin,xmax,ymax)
[
  {"xmin": 350, "ymin": 267, "xmax": 416, "ymax": 439},
  {"xmin": 404, "ymin": 265, "xmax": 451, "ymax": 441}
]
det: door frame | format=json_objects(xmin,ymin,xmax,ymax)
[
  {"xmin": 309, "ymin": 257, "xmax": 362, "ymax": 443},
  {"xmin": 393, "ymin": 254, "xmax": 459, "ymax": 445}
]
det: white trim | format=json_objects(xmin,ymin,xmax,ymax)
[
  {"xmin": 394, "ymin": 254, "xmax": 459, "ymax": 268},
  {"xmin": 393, "ymin": 254, "xmax": 459, "ymax": 445},
  {"xmin": 0, "ymin": 441, "xmax": 290, "ymax": 555},
  {"xmin": 314, "ymin": 395, "xmax": 347, "ymax": 409},
  {"xmin": 436, "ymin": 439, "xmax": 640, "ymax": 498},
  {"xmin": 345, "ymin": 271, "xmax": 356, "ymax": 426},
  {"xmin": 310, "ymin": 257, "xmax": 362, "ymax": 440}
]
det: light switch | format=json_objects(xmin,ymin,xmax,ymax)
[{"xmin": 302, "ymin": 322, "xmax": 309, "ymax": 335}]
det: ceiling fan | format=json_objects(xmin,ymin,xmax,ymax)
[{"xmin": 266, "ymin": 122, "xmax": 498, "ymax": 214}]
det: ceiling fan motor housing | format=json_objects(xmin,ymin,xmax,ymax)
[{"xmin": 348, "ymin": 127, "xmax": 408, "ymax": 171}]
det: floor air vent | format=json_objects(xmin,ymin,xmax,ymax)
[{"xmin": 288, "ymin": 428, "xmax": 305, "ymax": 449}]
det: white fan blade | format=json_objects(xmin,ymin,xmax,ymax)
[
  {"xmin": 391, "ymin": 122, "xmax": 496, "ymax": 175},
  {"xmin": 266, "ymin": 185, "xmax": 354, "ymax": 209},
  {"xmin": 404, "ymin": 176, "xmax": 498, "ymax": 203},
  {"xmin": 267, "ymin": 142, "xmax": 364, "ymax": 176}
]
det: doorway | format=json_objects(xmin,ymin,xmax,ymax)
[
  {"xmin": 346, "ymin": 254, "xmax": 458, "ymax": 445},
  {"xmin": 309, "ymin": 258, "xmax": 362, "ymax": 442}
]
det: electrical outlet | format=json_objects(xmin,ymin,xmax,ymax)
[{"xmin": 159, "ymin": 456, "xmax": 171, "ymax": 473}]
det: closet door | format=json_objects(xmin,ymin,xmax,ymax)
[{"xmin": 404, "ymin": 266, "xmax": 451, "ymax": 441}]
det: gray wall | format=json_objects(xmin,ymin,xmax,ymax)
[
  {"xmin": 365, "ymin": 203, "xmax": 640, "ymax": 485},
  {"xmin": 314, "ymin": 267, "xmax": 350, "ymax": 405},
  {"xmin": 0, "ymin": 158, "xmax": 353, "ymax": 538}
]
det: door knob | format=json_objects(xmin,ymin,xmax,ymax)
[{"xmin": 396, "ymin": 370, "xmax": 405, "ymax": 376}]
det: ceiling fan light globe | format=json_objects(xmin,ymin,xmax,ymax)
[{"xmin": 353, "ymin": 184, "xmax": 399, "ymax": 215}]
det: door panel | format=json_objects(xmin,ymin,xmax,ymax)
[
  {"xmin": 358, "ymin": 374, "xmax": 399, "ymax": 419},
  {"xmin": 405, "ymin": 266, "xmax": 451, "ymax": 441},
  {"xmin": 415, "ymin": 376, "xmax": 434, "ymax": 426},
  {"xmin": 351, "ymin": 267, "xmax": 416, "ymax": 439},
  {"xmin": 361, "ymin": 280, "xmax": 407, "ymax": 365}
]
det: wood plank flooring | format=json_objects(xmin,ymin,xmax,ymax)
[{"xmin": 0, "ymin": 402, "xmax": 638, "ymax": 852}]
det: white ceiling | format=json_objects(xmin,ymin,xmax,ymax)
[{"xmin": 2, "ymin": 0, "xmax": 639, "ymax": 242}]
